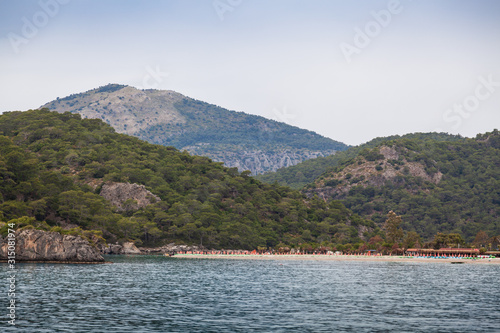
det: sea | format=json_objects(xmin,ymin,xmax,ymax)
[{"xmin": 1, "ymin": 255, "xmax": 499, "ymax": 332}]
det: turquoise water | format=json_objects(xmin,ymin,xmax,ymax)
[{"xmin": 1, "ymin": 256, "xmax": 499, "ymax": 332}]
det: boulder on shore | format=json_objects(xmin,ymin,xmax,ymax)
[
  {"xmin": 0, "ymin": 229, "xmax": 104, "ymax": 263},
  {"xmin": 99, "ymin": 241, "xmax": 141, "ymax": 255},
  {"xmin": 139, "ymin": 243, "xmax": 205, "ymax": 255},
  {"xmin": 122, "ymin": 242, "xmax": 141, "ymax": 254}
]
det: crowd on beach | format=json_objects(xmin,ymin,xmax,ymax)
[{"xmin": 170, "ymin": 250, "xmax": 495, "ymax": 259}]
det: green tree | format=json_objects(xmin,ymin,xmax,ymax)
[
  {"xmin": 472, "ymin": 230, "xmax": 489, "ymax": 248},
  {"xmin": 0, "ymin": 109, "xmax": 376, "ymax": 250},
  {"xmin": 383, "ymin": 211, "xmax": 404, "ymax": 244},
  {"xmin": 403, "ymin": 231, "xmax": 422, "ymax": 249},
  {"xmin": 432, "ymin": 232, "xmax": 466, "ymax": 249},
  {"xmin": 117, "ymin": 218, "xmax": 140, "ymax": 240}
]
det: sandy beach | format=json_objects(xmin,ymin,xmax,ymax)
[{"xmin": 171, "ymin": 254, "xmax": 500, "ymax": 264}]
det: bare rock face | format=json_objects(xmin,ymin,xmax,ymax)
[
  {"xmin": 0, "ymin": 229, "xmax": 104, "ymax": 262},
  {"xmin": 99, "ymin": 241, "xmax": 141, "ymax": 254},
  {"xmin": 140, "ymin": 243, "xmax": 205, "ymax": 255},
  {"xmin": 99, "ymin": 243, "xmax": 123, "ymax": 254},
  {"xmin": 109, "ymin": 244, "xmax": 122, "ymax": 254},
  {"xmin": 99, "ymin": 182, "xmax": 160, "ymax": 211},
  {"xmin": 306, "ymin": 145, "xmax": 443, "ymax": 201},
  {"xmin": 184, "ymin": 146, "xmax": 338, "ymax": 175},
  {"xmin": 122, "ymin": 242, "xmax": 141, "ymax": 254},
  {"xmin": 41, "ymin": 85, "xmax": 186, "ymax": 136}
]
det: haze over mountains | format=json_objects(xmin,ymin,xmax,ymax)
[{"xmin": 41, "ymin": 84, "xmax": 348, "ymax": 175}]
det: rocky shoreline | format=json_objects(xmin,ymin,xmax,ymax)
[
  {"xmin": 0, "ymin": 228, "xmax": 210, "ymax": 263},
  {"xmin": 0, "ymin": 228, "xmax": 287, "ymax": 263},
  {"xmin": 138, "ymin": 243, "xmax": 205, "ymax": 255},
  {"xmin": 98, "ymin": 242, "xmax": 205, "ymax": 256},
  {"xmin": 3, "ymin": 230, "xmax": 495, "ymax": 265},
  {"xmin": 0, "ymin": 229, "xmax": 105, "ymax": 263}
]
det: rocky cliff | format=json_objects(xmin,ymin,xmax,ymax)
[
  {"xmin": 0, "ymin": 229, "xmax": 104, "ymax": 262},
  {"xmin": 306, "ymin": 145, "xmax": 442, "ymax": 200},
  {"xmin": 186, "ymin": 147, "xmax": 337, "ymax": 174},
  {"xmin": 99, "ymin": 182, "xmax": 160, "ymax": 211}
]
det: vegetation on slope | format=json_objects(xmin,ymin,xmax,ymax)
[
  {"xmin": 0, "ymin": 109, "xmax": 374, "ymax": 250},
  {"xmin": 306, "ymin": 132, "xmax": 500, "ymax": 242},
  {"xmin": 139, "ymin": 98, "xmax": 345, "ymax": 150},
  {"xmin": 256, "ymin": 133, "xmax": 465, "ymax": 189}
]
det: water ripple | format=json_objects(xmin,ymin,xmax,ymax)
[{"xmin": 1, "ymin": 257, "xmax": 499, "ymax": 332}]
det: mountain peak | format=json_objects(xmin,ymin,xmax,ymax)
[
  {"xmin": 42, "ymin": 84, "xmax": 187, "ymax": 136},
  {"xmin": 90, "ymin": 83, "xmax": 129, "ymax": 94},
  {"xmin": 41, "ymin": 85, "xmax": 348, "ymax": 174}
]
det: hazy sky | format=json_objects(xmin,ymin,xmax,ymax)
[{"xmin": 1, "ymin": 0, "xmax": 499, "ymax": 145}]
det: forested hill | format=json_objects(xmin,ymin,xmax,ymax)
[
  {"xmin": 304, "ymin": 131, "xmax": 500, "ymax": 242},
  {"xmin": 40, "ymin": 84, "xmax": 348, "ymax": 175},
  {"xmin": 256, "ymin": 133, "xmax": 464, "ymax": 189},
  {"xmin": 0, "ymin": 109, "xmax": 373, "ymax": 250}
]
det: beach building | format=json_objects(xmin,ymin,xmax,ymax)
[
  {"xmin": 485, "ymin": 251, "xmax": 500, "ymax": 258},
  {"xmin": 406, "ymin": 248, "xmax": 479, "ymax": 258}
]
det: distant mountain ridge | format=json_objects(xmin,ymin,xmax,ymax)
[{"xmin": 41, "ymin": 84, "xmax": 348, "ymax": 174}]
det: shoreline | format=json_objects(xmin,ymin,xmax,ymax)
[
  {"xmin": 0, "ymin": 260, "xmax": 110, "ymax": 264},
  {"xmin": 171, "ymin": 254, "xmax": 500, "ymax": 264}
]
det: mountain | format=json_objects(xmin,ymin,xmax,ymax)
[
  {"xmin": 256, "ymin": 133, "xmax": 464, "ymax": 189},
  {"xmin": 303, "ymin": 131, "xmax": 500, "ymax": 242},
  {"xmin": 40, "ymin": 84, "xmax": 348, "ymax": 175},
  {"xmin": 0, "ymin": 109, "xmax": 374, "ymax": 250}
]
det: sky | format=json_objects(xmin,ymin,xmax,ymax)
[{"xmin": 1, "ymin": 0, "xmax": 499, "ymax": 145}]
